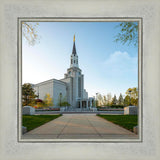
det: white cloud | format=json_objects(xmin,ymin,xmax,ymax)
[
  {"xmin": 103, "ymin": 51, "xmax": 138, "ymax": 76},
  {"xmin": 86, "ymin": 51, "xmax": 138, "ymax": 97}
]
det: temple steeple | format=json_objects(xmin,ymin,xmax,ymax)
[
  {"xmin": 72, "ymin": 35, "xmax": 77, "ymax": 55},
  {"xmin": 70, "ymin": 35, "xmax": 79, "ymax": 68}
]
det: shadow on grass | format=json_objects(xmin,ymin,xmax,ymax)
[
  {"xmin": 97, "ymin": 115, "xmax": 138, "ymax": 132},
  {"xmin": 23, "ymin": 114, "xmax": 62, "ymax": 132}
]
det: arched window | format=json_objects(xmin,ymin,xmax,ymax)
[
  {"xmin": 74, "ymin": 60, "xmax": 75, "ymax": 63},
  {"xmin": 71, "ymin": 59, "xmax": 73, "ymax": 64}
]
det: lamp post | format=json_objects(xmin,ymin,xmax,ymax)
[
  {"xmin": 96, "ymin": 93, "xmax": 98, "ymax": 107},
  {"xmin": 59, "ymin": 93, "xmax": 62, "ymax": 107}
]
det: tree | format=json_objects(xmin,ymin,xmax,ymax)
[
  {"xmin": 106, "ymin": 93, "xmax": 112, "ymax": 106},
  {"xmin": 131, "ymin": 97, "xmax": 138, "ymax": 106},
  {"xmin": 22, "ymin": 83, "xmax": 37, "ymax": 106},
  {"xmin": 22, "ymin": 22, "xmax": 40, "ymax": 46},
  {"xmin": 44, "ymin": 93, "xmax": 53, "ymax": 107},
  {"xmin": 57, "ymin": 94, "xmax": 70, "ymax": 107},
  {"xmin": 114, "ymin": 22, "xmax": 138, "ymax": 46},
  {"xmin": 126, "ymin": 87, "xmax": 138, "ymax": 99},
  {"xmin": 36, "ymin": 99, "xmax": 44, "ymax": 108},
  {"xmin": 103, "ymin": 95, "xmax": 107, "ymax": 106},
  {"xmin": 60, "ymin": 102, "xmax": 71, "ymax": 107},
  {"xmin": 118, "ymin": 93, "xmax": 124, "ymax": 105},
  {"xmin": 96, "ymin": 93, "xmax": 103, "ymax": 106},
  {"xmin": 124, "ymin": 95, "xmax": 130, "ymax": 106},
  {"xmin": 124, "ymin": 87, "xmax": 138, "ymax": 106},
  {"xmin": 111, "ymin": 95, "xmax": 118, "ymax": 105}
]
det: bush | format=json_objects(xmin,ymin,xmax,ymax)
[
  {"xmin": 59, "ymin": 101, "xmax": 71, "ymax": 107},
  {"xmin": 96, "ymin": 106, "xmax": 102, "ymax": 109},
  {"xmin": 110, "ymin": 105, "xmax": 124, "ymax": 108},
  {"xmin": 97, "ymin": 105, "xmax": 124, "ymax": 111},
  {"xmin": 36, "ymin": 108, "xmax": 60, "ymax": 111}
]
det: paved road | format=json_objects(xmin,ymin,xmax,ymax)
[{"xmin": 23, "ymin": 114, "xmax": 138, "ymax": 139}]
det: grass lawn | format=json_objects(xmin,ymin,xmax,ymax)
[
  {"xmin": 23, "ymin": 115, "xmax": 61, "ymax": 132},
  {"xmin": 98, "ymin": 115, "xmax": 138, "ymax": 132}
]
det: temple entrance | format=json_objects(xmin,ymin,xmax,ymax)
[
  {"xmin": 78, "ymin": 100, "xmax": 87, "ymax": 108},
  {"xmin": 77, "ymin": 98, "xmax": 95, "ymax": 109},
  {"xmin": 82, "ymin": 101, "xmax": 86, "ymax": 108}
]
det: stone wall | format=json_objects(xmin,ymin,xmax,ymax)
[
  {"xmin": 34, "ymin": 79, "xmax": 54, "ymax": 100},
  {"xmin": 53, "ymin": 79, "xmax": 67, "ymax": 106},
  {"xmin": 34, "ymin": 79, "xmax": 67, "ymax": 106},
  {"xmin": 60, "ymin": 77, "xmax": 73, "ymax": 106},
  {"xmin": 124, "ymin": 106, "xmax": 138, "ymax": 115},
  {"xmin": 23, "ymin": 106, "xmax": 35, "ymax": 115}
]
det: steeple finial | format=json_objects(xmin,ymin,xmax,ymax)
[
  {"xmin": 72, "ymin": 34, "xmax": 77, "ymax": 55},
  {"xmin": 73, "ymin": 34, "xmax": 75, "ymax": 42}
]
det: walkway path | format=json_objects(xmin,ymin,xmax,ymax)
[{"xmin": 23, "ymin": 114, "xmax": 138, "ymax": 139}]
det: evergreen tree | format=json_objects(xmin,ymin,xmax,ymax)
[
  {"xmin": 118, "ymin": 93, "xmax": 124, "ymax": 105},
  {"xmin": 111, "ymin": 95, "xmax": 117, "ymax": 105},
  {"xmin": 106, "ymin": 93, "xmax": 112, "ymax": 106}
]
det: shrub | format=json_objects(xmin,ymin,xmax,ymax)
[{"xmin": 110, "ymin": 105, "xmax": 124, "ymax": 108}]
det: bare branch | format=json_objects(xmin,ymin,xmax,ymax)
[{"xmin": 22, "ymin": 22, "xmax": 40, "ymax": 46}]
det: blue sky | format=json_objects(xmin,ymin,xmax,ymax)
[{"xmin": 22, "ymin": 22, "xmax": 138, "ymax": 97}]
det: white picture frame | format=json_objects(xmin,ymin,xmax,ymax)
[
  {"xmin": 0, "ymin": 0, "xmax": 160, "ymax": 159},
  {"xmin": 18, "ymin": 17, "xmax": 142, "ymax": 143}
]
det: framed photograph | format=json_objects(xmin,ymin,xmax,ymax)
[
  {"xmin": 0, "ymin": 0, "xmax": 160, "ymax": 160},
  {"xmin": 19, "ymin": 18, "xmax": 142, "ymax": 143}
]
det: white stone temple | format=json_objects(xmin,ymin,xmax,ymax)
[{"xmin": 33, "ymin": 35, "xmax": 94, "ymax": 109}]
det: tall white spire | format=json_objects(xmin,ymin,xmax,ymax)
[{"xmin": 70, "ymin": 35, "xmax": 79, "ymax": 68}]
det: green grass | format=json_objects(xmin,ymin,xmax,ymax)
[
  {"xmin": 98, "ymin": 115, "xmax": 138, "ymax": 132},
  {"xmin": 23, "ymin": 115, "xmax": 61, "ymax": 132}
]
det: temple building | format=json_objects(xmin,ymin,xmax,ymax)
[{"xmin": 33, "ymin": 35, "xmax": 94, "ymax": 109}]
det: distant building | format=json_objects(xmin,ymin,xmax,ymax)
[{"xmin": 33, "ymin": 35, "xmax": 94, "ymax": 108}]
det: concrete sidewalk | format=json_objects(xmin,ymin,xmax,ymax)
[{"xmin": 22, "ymin": 114, "xmax": 138, "ymax": 139}]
